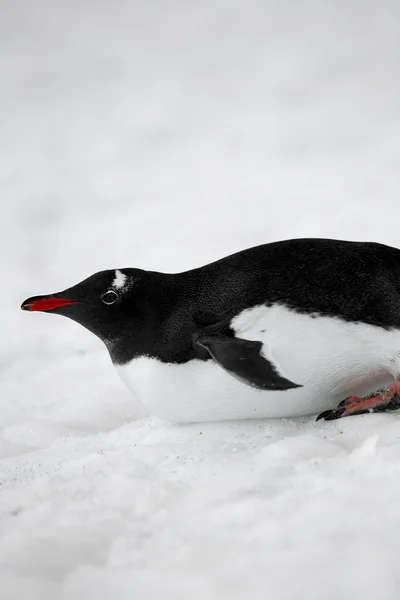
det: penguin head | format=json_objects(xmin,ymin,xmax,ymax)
[{"xmin": 21, "ymin": 269, "xmax": 144, "ymax": 348}]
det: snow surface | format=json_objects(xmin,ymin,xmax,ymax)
[{"xmin": 1, "ymin": 0, "xmax": 400, "ymax": 598}]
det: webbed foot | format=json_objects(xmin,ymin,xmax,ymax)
[{"xmin": 316, "ymin": 383, "xmax": 400, "ymax": 421}]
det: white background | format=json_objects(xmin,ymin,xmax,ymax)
[{"xmin": 1, "ymin": 1, "xmax": 400, "ymax": 598}]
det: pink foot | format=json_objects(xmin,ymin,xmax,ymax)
[{"xmin": 317, "ymin": 382, "xmax": 400, "ymax": 421}]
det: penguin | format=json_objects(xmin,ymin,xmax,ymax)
[{"xmin": 21, "ymin": 238, "xmax": 400, "ymax": 423}]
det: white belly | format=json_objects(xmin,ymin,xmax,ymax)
[{"xmin": 116, "ymin": 304, "xmax": 400, "ymax": 423}]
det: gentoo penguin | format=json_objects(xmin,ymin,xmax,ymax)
[{"xmin": 21, "ymin": 238, "xmax": 400, "ymax": 423}]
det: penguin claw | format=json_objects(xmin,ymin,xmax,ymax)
[
  {"xmin": 316, "ymin": 408, "xmax": 346, "ymax": 421},
  {"xmin": 317, "ymin": 383, "xmax": 400, "ymax": 423}
]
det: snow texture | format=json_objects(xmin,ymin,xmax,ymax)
[{"xmin": 1, "ymin": 1, "xmax": 400, "ymax": 598}]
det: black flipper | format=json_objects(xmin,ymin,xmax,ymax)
[{"xmin": 194, "ymin": 334, "xmax": 302, "ymax": 391}]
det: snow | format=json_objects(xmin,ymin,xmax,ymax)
[{"xmin": 1, "ymin": 0, "xmax": 400, "ymax": 598}]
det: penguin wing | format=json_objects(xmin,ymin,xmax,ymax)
[{"xmin": 194, "ymin": 334, "xmax": 302, "ymax": 391}]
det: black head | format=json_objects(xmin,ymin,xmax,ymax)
[
  {"xmin": 21, "ymin": 267, "xmax": 229, "ymax": 365},
  {"xmin": 21, "ymin": 269, "xmax": 149, "ymax": 357}
]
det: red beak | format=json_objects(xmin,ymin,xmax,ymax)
[{"xmin": 21, "ymin": 297, "xmax": 79, "ymax": 312}]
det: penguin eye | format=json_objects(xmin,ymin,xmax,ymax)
[{"xmin": 101, "ymin": 290, "xmax": 118, "ymax": 305}]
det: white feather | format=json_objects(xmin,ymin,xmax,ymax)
[
  {"xmin": 112, "ymin": 270, "xmax": 127, "ymax": 290},
  {"xmin": 116, "ymin": 304, "xmax": 400, "ymax": 423}
]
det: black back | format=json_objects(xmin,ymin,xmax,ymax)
[
  {"xmin": 112, "ymin": 238, "xmax": 400, "ymax": 364},
  {"xmin": 23, "ymin": 238, "xmax": 400, "ymax": 366}
]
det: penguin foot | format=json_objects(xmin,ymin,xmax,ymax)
[{"xmin": 316, "ymin": 382, "xmax": 400, "ymax": 421}]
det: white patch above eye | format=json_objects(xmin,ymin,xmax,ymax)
[{"xmin": 113, "ymin": 270, "xmax": 127, "ymax": 290}]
